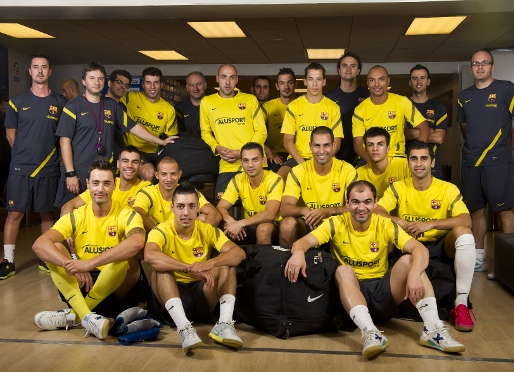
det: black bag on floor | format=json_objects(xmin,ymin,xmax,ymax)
[{"xmin": 235, "ymin": 245, "xmax": 343, "ymax": 339}]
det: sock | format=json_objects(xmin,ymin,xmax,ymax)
[
  {"xmin": 454, "ymin": 234, "xmax": 476, "ymax": 307},
  {"xmin": 165, "ymin": 297, "xmax": 189, "ymax": 330},
  {"xmin": 85, "ymin": 260, "xmax": 129, "ymax": 311},
  {"xmin": 416, "ymin": 297, "xmax": 443, "ymax": 331},
  {"xmin": 349, "ymin": 305, "xmax": 377, "ymax": 335},
  {"xmin": 475, "ymin": 248, "xmax": 485, "ymax": 261},
  {"xmin": 47, "ymin": 262, "xmax": 91, "ymax": 321},
  {"xmin": 219, "ymin": 294, "xmax": 236, "ymax": 323},
  {"xmin": 3, "ymin": 244, "xmax": 15, "ymax": 263}
]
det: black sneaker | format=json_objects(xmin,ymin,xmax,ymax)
[
  {"xmin": 38, "ymin": 260, "xmax": 50, "ymax": 273},
  {"xmin": 0, "ymin": 259, "xmax": 16, "ymax": 279}
]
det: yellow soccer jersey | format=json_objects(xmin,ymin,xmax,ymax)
[
  {"xmin": 378, "ymin": 177, "xmax": 469, "ymax": 242},
  {"xmin": 121, "ymin": 91, "xmax": 178, "ymax": 153},
  {"xmin": 353, "ymin": 93, "xmax": 426, "ymax": 157},
  {"xmin": 356, "ymin": 157, "xmax": 411, "ymax": 199},
  {"xmin": 79, "ymin": 178, "xmax": 151, "ymax": 207},
  {"xmin": 262, "ymin": 98, "xmax": 288, "ymax": 153},
  {"xmin": 200, "ymin": 92, "xmax": 267, "ymax": 173},
  {"xmin": 52, "ymin": 201, "xmax": 144, "ymax": 268},
  {"xmin": 133, "ymin": 184, "xmax": 209, "ymax": 224},
  {"xmin": 284, "ymin": 159, "xmax": 357, "ymax": 211},
  {"xmin": 147, "ymin": 219, "xmax": 229, "ymax": 283},
  {"xmin": 311, "ymin": 213, "xmax": 410, "ymax": 279},
  {"xmin": 221, "ymin": 170, "xmax": 284, "ymax": 221},
  {"xmin": 281, "ymin": 96, "xmax": 343, "ymax": 159}
]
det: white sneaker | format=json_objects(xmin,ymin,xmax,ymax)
[
  {"xmin": 82, "ymin": 313, "xmax": 110, "ymax": 340},
  {"xmin": 474, "ymin": 258, "xmax": 487, "ymax": 272},
  {"xmin": 34, "ymin": 309, "xmax": 76, "ymax": 330},
  {"xmin": 209, "ymin": 321, "xmax": 243, "ymax": 348},
  {"xmin": 178, "ymin": 323, "xmax": 204, "ymax": 352},
  {"xmin": 420, "ymin": 324, "xmax": 465, "ymax": 353},
  {"xmin": 487, "ymin": 272, "xmax": 497, "ymax": 281},
  {"xmin": 361, "ymin": 329, "xmax": 390, "ymax": 359}
]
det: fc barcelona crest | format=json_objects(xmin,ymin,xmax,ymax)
[
  {"xmin": 108, "ymin": 226, "xmax": 117, "ymax": 237},
  {"xmin": 193, "ymin": 247, "xmax": 205, "ymax": 258},
  {"xmin": 104, "ymin": 110, "xmax": 112, "ymax": 119},
  {"xmin": 157, "ymin": 111, "xmax": 164, "ymax": 120},
  {"xmin": 49, "ymin": 106, "xmax": 57, "ymax": 114},
  {"xmin": 332, "ymin": 182, "xmax": 341, "ymax": 192},
  {"xmin": 389, "ymin": 177, "xmax": 397, "ymax": 184},
  {"xmin": 426, "ymin": 109, "xmax": 434, "ymax": 117},
  {"xmin": 320, "ymin": 112, "xmax": 328, "ymax": 120},
  {"xmin": 388, "ymin": 111, "xmax": 396, "ymax": 119},
  {"xmin": 238, "ymin": 103, "xmax": 246, "ymax": 110},
  {"xmin": 488, "ymin": 94, "xmax": 496, "ymax": 102},
  {"xmin": 370, "ymin": 241, "xmax": 379, "ymax": 253},
  {"xmin": 259, "ymin": 196, "xmax": 266, "ymax": 205},
  {"xmin": 431, "ymin": 199, "xmax": 441, "ymax": 210}
]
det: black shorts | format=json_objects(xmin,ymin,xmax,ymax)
[
  {"xmin": 6, "ymin": 174, "xmax": 58, "ymax": 213},
  {"xmin": 232, "ymin": 221, "xmax": 280, "ymax": 245},
  {"xmin": 268, "ymin": 152, "xmax": 289, "ymax": 173},
  {"xmin": 215, "ymin": 172, "xmax": 240, "ymax": 200},
  {"xmin": 358, "ymin": 269, "xmax": 403, "ymax": 322},
  {"xmin": 140, "ymin": 152, "xmax": 157, "ymax": 166},
  {"xmin": 461, "ymin": 163, "xmax": 514, "ymax": 212},
  {"xmin": 421, "ymin": 234, "xmax": 454, "ymax": 264}
]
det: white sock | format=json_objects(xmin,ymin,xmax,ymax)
[
  {"xmin": 454, "ymin": 234, "xmax": 475, "ymax": 307},
  {"xmin": 165, "ymin": 298, "xmax": 189, "ymax": 330},
  {"xmin": 349, "ymin": 305, "xmax": 377, "ymax": 335},
  {"xmin": 3, "ymin": 245, "xmax": 15, "ymax": 263},
  {"xmin": 416, "ymin": 297, "xmax": 443, "ymax": 331},
  {"xmin": 219, "ymin": 294, "xmax": 235, "ymax": 323},
  {"xmin": 475, "ymin": 248, "xmax": 485, "ymax": 261}
]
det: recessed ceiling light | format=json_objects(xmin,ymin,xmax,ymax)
[
  {"xmin": 306, "ymin": 49, "xmax": 346, "ymax": 59},
  {"xmin": 188, "ymin": 21, "xmax": 246, "ymax": 38},
  {"xmin": 0, "ymin": 23, "xmax": 54, "ymax": 38},
  {"xmin": 405, "ymin": 16, "xmax": 467, "ymax": 35},
  {"xmin": 139, "ymin": 50, "xmax": 189, "ymax": 60}
]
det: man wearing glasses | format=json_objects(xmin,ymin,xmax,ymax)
[
  {"xmin": 458, "ymin": 50, "xmax": 514, "ymax": 278},
  {"xmin": 106, "ymin": 69, "xmax": 132, "ymax": 162}
]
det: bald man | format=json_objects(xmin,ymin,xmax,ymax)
[{"xmin": 62, "ymin": 79, "xmax": 80, "ymax": 101}]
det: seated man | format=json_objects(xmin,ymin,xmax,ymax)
[
  {"xmin": 217, "ymin": 142, "xmax": 283, "ymax": 244},
  {"xmin": 285, "ymin": 180, "xmax": 465, "ymax": 359},
  {"xmin": 279, "ymin": 126, "xmax": 356, "ymax": 246},
  {"xmin": 356, "ymin": 127, "xmax": 410, "ymax": 199},
  {"xmin": 32, "ymin": 158, "xmax": 145, "ymax": 340},
  {"xmin": 144, "ymin": 182, "xmax": 246, "ymax": 352},
  {"xmin": 133, "ymin": 156, "xmax": 221, "ymax": 230},
  {"xmin": 376, "ymin": 140, "xmax": 476, "ymax": 332}
]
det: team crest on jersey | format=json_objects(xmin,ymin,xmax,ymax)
[
  {"xmin": 320, "ymin": 112, "xmax": 328, "ymax": 120},
  {"xmin": 370, "ymin": 241, "xmax": 379, "ymax": 253},
  {"xmin": 332, "ymin": 182, "xmax": 341, "ymax": 192},
  {"xmin": 48, "ymin": 106, "xmax": 57, "ymax": 114},
  {"xmin": 108, "ymin": 226, "xmax": 117, "ymax": 237},
  {"xmin": 389, "ymin": 177, "xmax": 397, "ymax": 184},
  {"xmin": 157, "ymin": 111, "xmax": 164, "ymax": 120},
  {"xmin": 431, "ymin": 199, "xmax": 441, "ymax": 210},
  {"xmin": 259, "ymin": 196, "xmax": 266, "ymax": 205},
  {"xmin": 217, "ymin": 191, "xmax": 224, "ymax": 200},
  {"xmin": 388, "ymin": 111, "xmax": 396, "ymax": 119},
  {"xmin": 426, "ymin": 109, "xmax": 434, "ymax": 117},
  {"xmin": 238, "ymin": 103, "xmax": 246, "ymax": 110},
  {"xmin": 104, "ymin": 110, "xmax": 112, "ymax": 119},
  {"xmin": 193, "ymin": 247, "xmax": 205, "ymax": 258},
  {"xmin": 488, "ymin": 94, "xmax": 496, "ymax": 102},
  {"xmin": 8, "ymin": 200, "xmax": 14, "ymax": 206}
]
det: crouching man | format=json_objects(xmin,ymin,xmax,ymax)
[{"xmin": 144, "ymin": 181, "xmax": 246, "ymax": 352}]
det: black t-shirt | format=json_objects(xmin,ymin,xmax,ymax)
[
  {"xmin": 326, "ymin": 85, "xmax": 370, "ymax": 163},
  {"xmin": 175, "ymin": 98, "xmax": 200, "ymax": 133},
  {"xmin": 4, "ymin": 90, "xmax": 66, "ymax": 177}
]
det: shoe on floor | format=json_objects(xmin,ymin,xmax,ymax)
[
  {"xmin": 449, "ymin": 304, "xmax": 475, "ymax": 332},
  {"xmin": 34, "ymin": 309, "xmax": 76, "ymax": 330},
  {"xmin": 0, "ymin": 259, "xmax": 15, "ymax": 280},
  {"xmin": 209, "ymin": 321, "xmax": 243, "ymax": 348},
  {"xmin": 82, "ymin": 313, "xmax": 110, "ymax": 340},
  {"xmin": 361, "ymin": 329, "xmax": 390, "ymax": 359},
  {"xmin": 474, "ymin": 257, "xmax": 487, "ymax": 272},
  {"xmin": 178, "ymin": 322, "xmax": 204, "ymax": 352},
  {"xmin": 38, "ymin": 260, "xmax": 50, "ymax": 273},
  {"xmin": 487, "ymin": 272, "xmax": 497, "ymax": 281},
  {"xmin": 420, "ymin": 324, "xmax": 465, "ymax": 353}
]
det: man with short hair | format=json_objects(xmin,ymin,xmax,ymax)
[
  {"xmin": 458, "ymin": 50, "xmax": 514, "ymax": 278},
  {"xmin": 105, "ymin": 69, "xmax": 132, "ymax": 102},
  {"xmin": 1, "ymin": 53, "xmax": 67, "ymax": 279},
  {"xmin": 376, "ymin": 141, "xmax": 476, "ymax": 332},
  {"xmin": 144, "ymin": 182, "xmax": 246, "ymax": 352},
  {"xmin": 405, "ymin": 64, "xmax": 448, "ymax": 179},
  {"xmin": 356, "ymin": 127, "xmax": 410, "ymax": 199},
  {"xmin": 133, "ymin": 156, "xmax": 221, "ymax": 230},
  {"xmin": 326, "ymin": 51, "xmax": 370, "ymax": 164},
  {"xmin": 279, "ymin": 63, "xmax": 343, "ymax": 181},
  {"xmin": 262, "ymin": 68, "xmax": 297, "ymax": 173},
  {"xmin": 353, "ymin": 65, "xmax": 430, "ymax": 164},
  {"xmin": 200, "ymin": 64, "xmax": 267, "ymax": 199},
  {"xmin": 285, "ymin": 180, "xmax": 465, "ymax": 359},
  {"xmin": 122, "ymin": 67, "xmax": 179, "ymax": 181},
  {"xmin": 62, "ymin": 79, "xmax": 80, "ymax": 101},
  {"xmin": 279, "ymin": 126, "xmax": 356, "ymax": 246},
  {"xmin": 175, "ymin": 71, "xmax": 207, "ymax": 134},
  {"xmin": 251, "ymin": 76, "xmax": 271, "ymax": 105},
  {"xmin": 217, "ymin": 142, "xmax": 283, "ymax": 244},
  {"xmin": 32, "ymin": 157, "xmax": 146, "ymax": 340}
]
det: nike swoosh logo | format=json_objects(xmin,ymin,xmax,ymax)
[
  {"xmin": 465, "ymin": 99, "xmax": 471, "ymax": 103},
  {"xmin": 307, "ymin": 294, "xmax": 323, "ymax": 302},
  {"xmin": 157, "ymin": 149, "xmax": 164, "ymax": 155},
  {"xmin": 212, "ymin": 108, "xmax": 217, "ymax": 110},
  {"xmin": 81, "ymin": 112, "xmax": 88, "ymax": 116},
  {"xmin": 137, "ymin": 106, "xmax": 142, "ymax": 108},
  {"xmin": 22, "ymin": 107, "xmax": 31, "ymax": 110},
  {"xmin": 498, "ymin": 202, "xmax": 505, "ymax": 206},
  {"xmin": 299, "ymin": 114, "xmax": 304, "ymax": 116},
  {"xmin": 307, "ymin": 187, "xmax": 312, "ymax": 190},
  {"xmin": 366, "ymin": 117, "xmax": 372, "ymax": 121},
  {"xmin": 81, "ymin": 231, "xmax": 88, "ymax": 234},
  {"xmin": 342, "ymin": 241, "xmax": 350, "ymax": 244},
  {"xmin": 184, "ymin": 114, "xmax": 189, "ymax": 118}
]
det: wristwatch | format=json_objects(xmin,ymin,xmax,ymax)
[{"xmin": 65, "ymin": 170, "xmax": 77, "ymax": 178}]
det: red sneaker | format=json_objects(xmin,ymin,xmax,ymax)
[{"xmin": 449, "ymin": 304, "xmax": 475, "ymax": 332}]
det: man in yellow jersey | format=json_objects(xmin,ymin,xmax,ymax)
[
  {"xmin": 32, "ymin": 158, "xmax": 146, "ymax": 340},
  {"xmin": 279, "ymin": 62, "xmax": 343, "ymax": 181},
  {"xmin": 376, "ymin": 141, "xmax": 476, "ymax": 333},
  {"xmin": 200, "ymin": 64, "xmax": 267, "ymax": 200},
  {"xmin": 133, "ymin": 156, "xmax": 221, "ymax": 230},
  {"xmin": 262, "ymin": 67, "xmax": 297, "ymax": 173},
  {"xmin": 251, "ymin": 76, "xmax": 270, "ymax": 105},
  {"xmin": 356, "ymin": 127, "xmax": 410, "ymax": 199},
  {"xmin": 279, "ymin": 126, "xmax": 356, "ymax": 246},
  {"xmin": 122, "ymin": 67, "xmax": 179, "ymax": 181},
  {"xmin": 352, "ymin": 65, "xmax": 430, "ymax": 165},
  {"xmin": 144, "ymin": 182, "xmax": 246, "ymax": 352},
  {"xmin": 287, "ymin": 180, "xmax": 465, "ymax": 358},
  {"xmin": 217, "ymin": 142, "xmax": 283, "ymax": 244}
]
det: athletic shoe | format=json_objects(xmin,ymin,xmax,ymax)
[
  {"xmin": 474, "ymin": 257, "xmax": 487, "ymax": 272},
  {"xmin": 38, "ymin": 260, "xmax": 50, "ymax": 273},
  {"xmin": 82, "ymin": 313, "xmax": 110, "ymax": 340},
  {"xmin": 361, "ymin": 329, "xmax": 390, "ymax": 359},
  {"xmin": 487, "ymin": 272, "xmax": 497, "ymax": 281},
  {"xmin": 178, "ymin": 323, "xmax": 204, "ymax": 352},
  {"xmin": 449, "ymin": 304, "xmax": 475, "ymax": 332},
  {"xmin": 0, "ymin": 259, "xmax": 15, "ymax": 279},
  {"xmin": 34, "ymin": 309, "xmax": 76, "ymax": 331},
  {"xmin": 420, "ymin": 324, "xmax": 466, "ymax": 353},
  {"xmin": 208, "ymin": 321, "xmax": 243, "ymax": 348}
]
